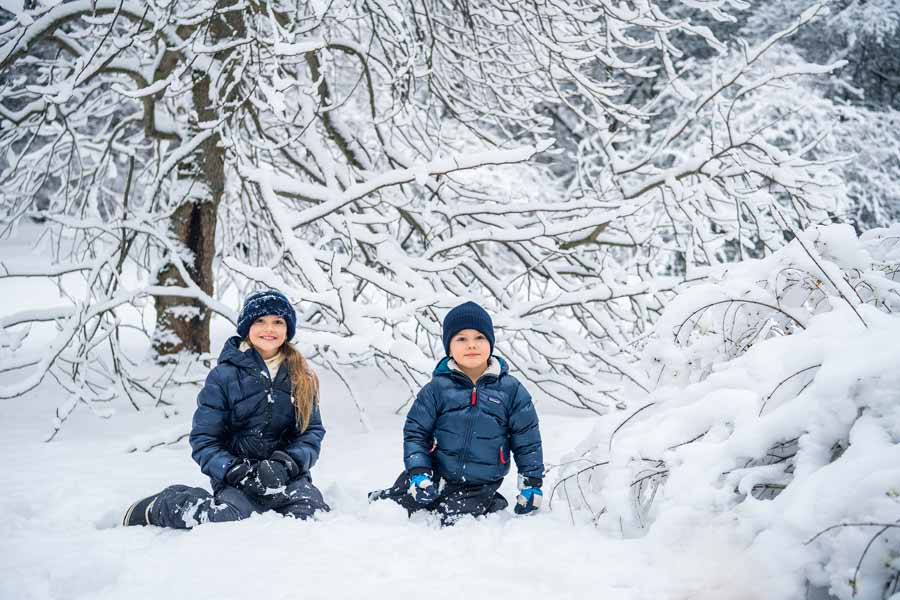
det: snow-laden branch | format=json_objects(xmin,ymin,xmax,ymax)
[
  {"xmin": 242, "ymin": 140, "xmax": 555, "ymax": 229},
  {"xmin": 0, "ymin": 0, "xmax": 858, "ymax": 434},
  {"xmin": 0, "ymin": 0, "xmax": 179, "ymax": 71}
]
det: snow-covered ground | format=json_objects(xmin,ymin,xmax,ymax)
[
  {"xmin": 0, "ymin": 363, "xmax": 766, "ymax": 600},
  {"xmin": 5, "ymin": 224, "xmax": 897, "ymax": 600}
]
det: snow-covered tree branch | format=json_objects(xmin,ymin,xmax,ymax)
[{"xmin": 0, "ymin": 0, "xmax": 853, "ymax": 430}]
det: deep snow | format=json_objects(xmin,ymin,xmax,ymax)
[
  {"xmin": 0, "ymin": 363, "xmax": 766, "ymax": 600},
  {"xmin": 7, "ymin": 224, "xmax": 897, "ymax": 600}
]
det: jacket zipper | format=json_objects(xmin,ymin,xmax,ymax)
[
  {"xmin": 263, "ymin": 369, "xmax": 274, "ymax": 431},
  {"xmin": 444, "ymin": 364, "xmax": 500, "ymax": 481},
  {"xmin": 457, "ymin": 385, "xmax": 478, "ymax": 480},
  {"xmin": 263, "ymin": 361, "xmax": 287, "ymax": 431}
]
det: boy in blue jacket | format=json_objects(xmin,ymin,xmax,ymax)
[{"xmin": 370, "ymin": 301, "xmax": 544, "ymax": 524}]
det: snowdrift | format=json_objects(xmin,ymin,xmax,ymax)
[{"xmin": 561, "ymin": 224, "xmax": 900, "ymax": 600}]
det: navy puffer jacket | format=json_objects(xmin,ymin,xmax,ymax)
[
  {"xmin": 189, "ymin": 336, "xmax": 325, "ymax": 490},
  {"xmin": 404, "ymin": 356, "xmax": 544, "ymax": 485}
]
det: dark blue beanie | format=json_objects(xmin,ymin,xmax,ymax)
[
  {"xmin": 442, "ymin": 301, "xmax": 494, "ymax": 356},
  {"xmin": 236, "ymin": 290, "xmax": 297, "ymax": 341}
]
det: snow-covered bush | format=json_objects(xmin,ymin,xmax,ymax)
[{"xmin": 557, "ymin": 223, "xmax": 900, "ymax": 599}]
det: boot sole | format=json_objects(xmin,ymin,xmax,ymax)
[{"xmin": 122, "ymin": 495, "xmax": 157, "ymax": 527}]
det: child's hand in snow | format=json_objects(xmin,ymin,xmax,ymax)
[
  {"xmin": 407, "ymin": 472, "xmax": 438, "ymax": 506},
  {"xmin": 515, "ymin": 475, "xmax": 543, "ymax": 515},
  {"xmin": 256, "ymin": 450, "xmax": 301, "ymax": 491},
  {"xmin": 225, "ymin": 458, "xmax": 267, "ymax": 496}
]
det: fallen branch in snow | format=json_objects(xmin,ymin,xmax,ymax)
[{"xmin": 124, "ymin": 421, "xmax": 192, "ymax": 453}]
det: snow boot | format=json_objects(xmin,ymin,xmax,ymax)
[
  {"xmin": 487, "ymin": 491, "xmax": 508, "ymax": 514},
  {"xmin": 122, "ymin": 493, "xmax": 160, "ymax": 527},
  {"xmin": 367, "ymin": 488, "xmax": 393, "ymax": 503}
]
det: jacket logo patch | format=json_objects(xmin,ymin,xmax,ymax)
[{"xmin": 486, "ymin": 396, "xmax": 501, "ymax": 404}]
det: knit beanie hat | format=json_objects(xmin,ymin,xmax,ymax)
[
  {"xmin": 442, "ymin": 301, "xmax": 494, "ymax": 356},
  {"xmin": 236, "ymin": 290, "xmax": 297, "ymax": 341}
]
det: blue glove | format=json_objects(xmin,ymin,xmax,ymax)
[
  {"xmin": 407, "ymin": 472, "xmax": 438, "ymax": 506},
  {"xmin": 515, "ymin": 487, "xmax": 542, "ymax": 514}
]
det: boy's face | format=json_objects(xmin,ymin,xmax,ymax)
[{"xmin": 448, "ymin": 328, "xmax": 491, "ymax": 370}]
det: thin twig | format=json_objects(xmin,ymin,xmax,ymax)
[
  {"xmin": 804, "ymin": 521, "xmax": 900, "ymax": 545},
  {"xmin": 758, "ymin": 364, "xmax": 821, "ymax": 416},
  {"xmin": 609, "ymin": 402, "xmax": 656, "ymax": 453}
]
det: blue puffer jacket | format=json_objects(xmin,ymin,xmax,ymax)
[
  {"xmin": 189, "ymin": 336, "xmax": 325, "ymax": 490},
  {"xmin": 404, "ymin": 356, "xmax": 544, "ymax": 485}
]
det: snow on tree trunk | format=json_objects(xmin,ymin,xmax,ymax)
[
  {"xmin": 151, "ymin": 14, "xmax": 230, "ymax": 359},
  {"xmin": 152, "ymin": 190, "xmax": 217, "ymax": 357}
]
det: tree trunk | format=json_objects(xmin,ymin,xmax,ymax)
[
  {"xmin": 152, "ymin": 33, "xmax": 227, "ymax": 359},
  {"xmin": 151, "ymin": 191, "xmax": 218, "ymax": 357}
]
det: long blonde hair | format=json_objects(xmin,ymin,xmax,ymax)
[
  {"xmin": 281, "ymin": 342, "xmax": 319, "ymax": 432},
  {"xmin": 245, "ymin": 337, "xmax": 319, "ymax": 431}
]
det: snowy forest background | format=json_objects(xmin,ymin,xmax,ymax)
[{"xmin": 1, "ymin": 0, "xmax": 899, "ymax": 599}]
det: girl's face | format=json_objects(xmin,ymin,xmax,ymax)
[
  {"xmin": 449, "ymin": 328, "xmax": 490, "ymax": 371},
  {"xmin": 248, "ymin": 314, "xmax": 287, "ymax": 359}
]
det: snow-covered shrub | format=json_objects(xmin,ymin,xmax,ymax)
[{"xmin": 557, "ymin": 223, "xmax": 900, "ymax": 599}]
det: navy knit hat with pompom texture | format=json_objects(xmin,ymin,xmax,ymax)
[
  {"xmin": 236, "ymin": 290, "xmax": 297, "ymax": 341},
  {"xmin": 442, "ymin": 301, "xmax": 494, "ymax": 357}
]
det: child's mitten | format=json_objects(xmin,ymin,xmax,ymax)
[
  {"xmin": 256, "ymin": 458, "xmax": 290, "ymax": 492},
  {"xmin": 408, "ymin": 472, "xmax": 439, "ymax": 506},
  {"xmin": 514, "ymin": 475, "xmax": 543, "ymax": 515},
  {"xmin": 269, "ymin": 450, "xmax": 301, "ymax": 479},
  {"xmin": 225, "ymin": 458, "xmax": 267, "ymax": 497}
]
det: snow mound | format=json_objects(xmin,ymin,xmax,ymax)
[{"xmin": 560, "ymin": 224, "xmax": 900, "ymax": 600}]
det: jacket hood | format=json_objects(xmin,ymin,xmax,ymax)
[
  {"xmin": 433, "ymin": 355, "xmax": 509, "ymax": 379},
  {"xmin": 217, "ymin": 335, "xmax": 266, "ymax": 371}
]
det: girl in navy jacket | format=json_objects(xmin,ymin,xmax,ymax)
[
  {"xmin": 123, "ymin": 290, "xmax": 329, "ymax": 528},
  {"xmin": 370, "ymin": 301, "xmax": 544, "ymax": 524}
]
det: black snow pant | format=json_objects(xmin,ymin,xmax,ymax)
[
  {"xmin": 149, "ymin": 477, "xmax": 329, "ymax": 529},
  {"xmin": 371, "ymin": 470, "xmax": 508, "ymax": 526}
]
